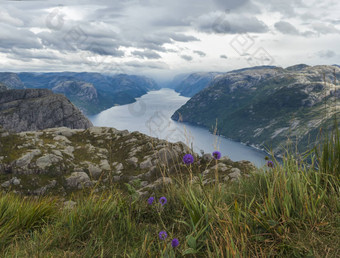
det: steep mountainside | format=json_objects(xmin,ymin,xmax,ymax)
[
  {"xmin": 0, "ymin": 73, "xmax": 25, "ymax": 89},
  {"xmin": 173, "ymin": 72, "xmax": 221, "ymax": 97},
  {"xmin": 17, "ymin": 72, "xmax": 159, "ymax": 115},
  {"xmin": 172, "ymin": 65, "xmax": 340, "ymax": 156},
  {"xmin": 0, "ymin": 89, "xmax": 92, "ymax": 132}
]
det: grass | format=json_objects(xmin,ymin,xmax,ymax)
[{"xmin": 0, "ymin": 118, "xmax": 339, "ymax": 257}]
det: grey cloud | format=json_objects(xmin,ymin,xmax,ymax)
[
  {"xmin": 0, "ymin": 24, "xmax": 42, "ymax": 49},
  {"xmin": 181, "ymin": 55, "xmax": 193, "ymax": 61},
  {"xmin": 193, "ymin": 50, "xmax": 206, "ymax": 57},
  {"xmin": 311, "ymin": 23, "xmax": 340, "ymax": 34},
  {"xmin": 274, "ymin": 21, "xmax": 299, "ymax": 35},
  {"xmin": 195, "ymin": 12, "xmax": 268, "ymax": 34},
  {"xmin": 169, "ymin": 33, "xmax": 199, "ymax": 42},
  {"xmin": 220, "ymin": 55, "xmax": 228, "ymax": 59},
  {"xmin": 317, "ymin": 50, "xmax": 336, "ymax": 58},
  {"xmin": 132, "ymin": 50, "xmax": 161, "ymax": 59}
]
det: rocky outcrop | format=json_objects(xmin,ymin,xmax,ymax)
[
  {"xmin": 0, "ymin": 126, "xmax": 256, "ymax": 197},
  {"xmin": 0, "ymin": 89, "xmax": 93, "ymax": 133}
]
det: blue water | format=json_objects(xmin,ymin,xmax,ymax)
[{"xmin": 89, "ymin": 88, "xmax": 268, "ymax": 167}]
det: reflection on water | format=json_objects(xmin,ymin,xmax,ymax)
[{"xmin": 89, "ymin": 88, "xmax": 268, "ymax": 167}]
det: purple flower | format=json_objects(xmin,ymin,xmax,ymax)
[
  {"xmin": 267, "ymin": 161, "xmax": 274, "ymax": 168},
  {"xmin": 147, "ymin": 197, "xmax": 154, "ymax": 205},
  {"xmin": 159, "ymin": 197, "xmax": 167, "ymax": 206},
  {"xmin": 212, "ymin": 151, "xmax": 221, "ymax": 160},
  {"xmin": 183, "ymin": 154, "xmax": 194, "ymax": 164},
  {"xmin": 171, "ymin": 238, "xmax": 179, "ymax": 248},
  {"xmin": 159, "ymin": 231, "xmax": 168, "ymax": 240}
]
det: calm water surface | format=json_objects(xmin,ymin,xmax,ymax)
[{"xmin": 89, "ymin": 88, "xmax": 267, "ymax": 167}]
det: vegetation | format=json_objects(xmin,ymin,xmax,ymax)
[{"xmin": 0, "ymin": 118, "xmax": 339, "ymax": 257}]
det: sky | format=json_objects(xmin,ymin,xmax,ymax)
[{"xmin": 0, "ymin": 0, "xmax": 339, "ymax": 81}]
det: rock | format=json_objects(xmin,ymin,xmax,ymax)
[
  {"xmin": 142, "ymin": 177, "xmax": 173, "ymax": 191},
  {"xmin": 126, "ymin": 157, "xmax": 138, "ymax": 167},
  {"xmin": 12, "ymin": 177, "xmax": 20, "ymax": 185},
  {"xmin": 115, "ymin": 163, "xmax": 124, "ymax": 171},
  {"xmin": 229, "ymin": 168, "xmax": 241, "ymax": 180},
  {"xmin": 36, "ymin": 154, "xmax": 62, "ymax": 170},
  {"xmin": 33, "ymin": 180, "xmax": 56, "ymax": 195},
  {"xmin": 140, "ymin": 158, "xmax": 153, "ymax": 169},
  {"xmin": 157, "ymin": 148, "xmax": 177, "ymax": 165},
  {"xmin": 15, "ymin": 149, "xmax": 41, "ymax": 167},
  {"xmin": 88, "ymin": 164, "xmax": 102, "ymax": 179},
  {"xmin": 0, "ymin": 89, "xmax": 93, "ymax": 133},
  {"xmin": 99, "ymin": 160, "xmax": 110, "ymax": 170},
  {"xmin": 202, "ymin": 153, "xmax": 213, "ymax": 161},
  {"xmin": 66, "ymin": 172, "xmax": 93, "ymax": 189},
  {"xmin": 53, "ymin": 135, "xmax": 71, "ymax": 144},
  {"xmin": 1, "ymin": 180, "xmax": 11, "ymax": 188}
]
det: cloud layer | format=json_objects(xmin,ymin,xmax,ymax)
[{"xmin": 0, "ymin": 0, "xmax": 339, "ymax": 79}]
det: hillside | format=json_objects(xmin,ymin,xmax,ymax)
[
  {"xmin": 0, "ymin": 89, "xmax": 92, "ymax": 132},
  {"xmin": 172, "ymin": 65, "xmax": 340, "ymax": 156}
]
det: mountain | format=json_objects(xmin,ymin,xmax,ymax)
[
  {"xmin": 17, "ymin": 72, "xmax": 159, "ymax": 115},
  {"xmin": 0, "ymin": 88, "xmax": 92, "ymax": 133},
  {"xmin": 0, "ymin": 73, "xmax": 25, "ymax": 89},
  {"xmin": 172, "ymin": 65, "xmax": 340, "ymax": 156},
  {"xmin": 167, "ymin": 72, "xmax": 221, "ymax": 97}
]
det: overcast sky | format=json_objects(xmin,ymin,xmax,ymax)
[{"xmin": 0, "ymin": 0, "xmax": 339, "ymax": 81}]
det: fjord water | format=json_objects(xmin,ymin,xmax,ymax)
[{"xmin": 89, "ymin": 88, "xmax": 267, "ymax": 167}]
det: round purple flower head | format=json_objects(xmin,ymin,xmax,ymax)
[
  {"xmin": 171, "ymin": 238, "xmax": 179, "ymax": 248},
  {"xmin": 159, "ymin": 231, "xmax": 168, "ymax": 240},
  {"xmin": 267, "ymin": 161, "xmax": 274, "ymax": 168},
  {"xmin": 212, "ymin": 151, "xmax": 221, "ymax": 160},
  {"xmin": 183, "ymin": 154, "xmax": 194, "ymax": 164},
  {"xmin": 147, "ymin": 197, "xmax": 154, "ymax": 205},
  {"xmin": 159, "ymin": 197, "xmax": 167, "ymax": 206}
]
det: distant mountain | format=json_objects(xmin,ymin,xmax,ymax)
[
  {"xmin": 172, "ymin": 72, "xmax": 221, "ymax": 97},
  {"xmin": 0, "ymin": 89, "xmax": 92, "ymax": 133},
  {"xmin": 172, "ymin": 65, "xmax": 340, "ymax": 156},
  {"xmin": 14, "ymin": 72, "xmax": 159, "ymax": 115},
  {"xmin": 0, "ymin": 73, "xmax": 25, "ymax": 89}
]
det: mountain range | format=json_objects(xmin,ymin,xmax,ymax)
[{"xmin": 0, "ymin": 72, "xmax": 159, "ymax": 115}]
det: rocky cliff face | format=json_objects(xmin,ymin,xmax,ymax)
[
  {"xmin": 0, "ymin": 83, "xmax": 8, "ymax": 92},
  {"xmin": 0, "ymin": 126, "xmax": 255, "ymax": 197},
  {"xmin": 0, "ymin": 89, "xmax": 93, "ymax": 133},
  {"xmin": 172, "ymin": 65, "xmax": 340, "ymax": 156}
]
